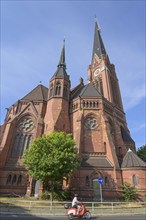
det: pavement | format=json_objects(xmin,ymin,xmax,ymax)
[{"xmin": 0, "ymin": 205, "xmax": 146, "ymax": 216}]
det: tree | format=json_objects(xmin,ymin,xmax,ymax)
[
  {"xmin": 137, "ymin": 145, "xmax": 146, "ymax": 162},
  {"xmin": 121, "ymin": 182, "xmax": 137, "ymax": 202},
  {"xmin": 23, "ymin": 131, "xmax": 80, "ymax": 195}
]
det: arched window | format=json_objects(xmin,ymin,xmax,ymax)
[
  {"xmin": 133, "ymin": 175, "xmax": 138, "ymax": 188},
  {"xmin": 63, "ymin": 85, "xmax": 68, "ymax": 98},
  {"xmin": 103, "ymin": 142, "xmax": 106, "ymax": 153},
  {"xmin": 11, "ymin": 117, "xmax": 34, "ymax": 158},
  {"xmin": 55, "ymin": 83, "xmax": 61, "ymax": 95},
  {"xmin": 85, "ymin": 176, "xmax": 90, "ymax": 186},
  {"xmin": 104, "ymin": 176, "xmax": 108, "ymax": 186},
  {"xmin": 6, "ymin": 175, "xmax": 12, "ymax": 184},
  {"xmin": 119, "ymin": 147, "xmax": 122, "ymax": 156},
  {"xmin": 17, "ymin": 175, "xmax": 22, "ymax": 185},
  {"xmin": 11, "ymin": 134, "xmax": 20, "ymax": 157},
  {"xmin": 12, "ymin": 175, "xmax": 17, "ymax": 184}
]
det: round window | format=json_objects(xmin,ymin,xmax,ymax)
[{"xmin": 85, "ymin": 117, "xmax": 97, "ymax": 129}]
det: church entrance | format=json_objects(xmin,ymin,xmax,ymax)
[
  {"xmin": 93, "ymin": 179, "xmax": 100, "ymax": 201},
  {"xmin": 34, "ymin": 180, "xmax": 41, "ymax": 197}
]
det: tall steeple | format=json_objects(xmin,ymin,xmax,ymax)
[
  {"xmin": 92, "ymin": 18, "xmax": 106, "ymax": 61},
  {"xmin": 51, "ymin": 39, "xmax": 69, "ymax": 80},
  {"xmin": 58, "ymin": 39, "xmax": 66, "ymax": 68}
]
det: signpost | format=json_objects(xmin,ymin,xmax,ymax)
[{"xmin": 97, "ymin": 177, "xmax": 103, "ymax": 203}]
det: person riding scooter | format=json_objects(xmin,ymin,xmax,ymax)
[{"xmin": 72, "ymin": 194, "xmax": 81, "ymax": 214}]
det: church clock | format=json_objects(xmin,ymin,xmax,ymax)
[{"xmin": 94, "ymin": 68, "xmax": 101, "ymax": 77}]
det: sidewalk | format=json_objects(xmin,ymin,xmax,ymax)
[{"xmin": 1, "ymin": 205, "xmax": 146, "ymax": 216}]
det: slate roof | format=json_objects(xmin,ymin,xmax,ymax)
[
  {"xmin": 80, "ymin": 157, "xmax": 113, "ymax": 168},
  {"xmin": 92, "ymin": 21, "xmax": 106, "ymax": 60},
  {"xmin": 21, "ymin": 84, "xmax": 48, "ymax": 101},
  {"xmin": 72, "ymin": 82, "xmax": 102, "ymax": 99},
  {"xmin": 121, "ymin": 149, "xmax": 146, "ymax": 168},
  {"xmin": 51, "ymin": 66, "xmax": 69, "ymax": 80},
  {"xmin": 121, "ymin": 126, "xmax": 134, "ymax": 142},
  {"xmin": 80, "ymin": 82, "xmax": 101, "ymax": 97}
]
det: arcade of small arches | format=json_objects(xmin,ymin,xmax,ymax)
[
  {"xmin": 6, "ymin": 173, "xmax": 24, "ymax": 185},
  {"xmin": 71, "ymin": 100, "xmax": 99, "ymax": 112}
]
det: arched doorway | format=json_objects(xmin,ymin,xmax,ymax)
[
  {"xmin": 93, "ymin": 179, "xmax": 100, "ymax": 201},
  {"xmin": 34, "ymin": 180, "xmax": 41, "ymax": 197}
]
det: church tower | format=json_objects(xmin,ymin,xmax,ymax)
[
  {"xmin": 44, "ymin": 40, "xmax": 70, "ymax": 133},
  {"xmin": 69, "ymin": 20, "xmax": 139, "ymax": 200},
  {"xmin": 88, "ymin": 20, "xmax": 124, "ymax": 110}
]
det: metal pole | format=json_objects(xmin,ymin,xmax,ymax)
[{"xmin": 100, "ymin": 184, "xmax": 102, "ymax": 203}]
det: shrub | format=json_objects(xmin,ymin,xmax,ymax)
[
  {"xmin": 144, "ymin": 194, "xmax": 146, "ymax": 202},
  {"xmin": 41, "ymin": 191, "xmax": 51, "ymax": 200},
  {"xmin": 121, "ymin": 182, "xmax": 137, "ymax": 202}
]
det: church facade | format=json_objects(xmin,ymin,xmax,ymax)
[{"xmin": 0, "ymin": 21, "xmax": 146, "ymax": 200}]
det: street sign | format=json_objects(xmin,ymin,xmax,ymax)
[
  {"xmin": 98, "ymin": 177, "xmax": 104, "ymax": 184},
  {"xmin": 97, "ymin": 177, "xmax": 103, "ymax": 203}
]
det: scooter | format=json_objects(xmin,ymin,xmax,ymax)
[{"xmin": 64, "ymin": 203, "xmax": 91, "ymax": 219}]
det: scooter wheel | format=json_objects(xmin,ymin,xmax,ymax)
[
  {"xmin": 68, "ymin": 213, "xmax": 74, "ymax": 220},
  {"xmin": 84, "ymin": 211, "xmax": 91, "ymax": 219}
]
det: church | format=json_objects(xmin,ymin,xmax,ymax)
[{"xmin": 0, "ymin": 21, "xmax": 146, "ymax": 200}]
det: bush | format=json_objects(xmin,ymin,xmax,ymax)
[
  {"xmin": 121, "ymin": 182, "xmax": 137, "ymax": 202},
  {"xmin": 41, "ymin": 189, "xmax": 71, "ymax": 201},
  {"xmin": 41, "ymin": 191, "xmax": 51, "ymax": 200},
  {"xmin": 144, "ymin": 194, "xmax": 146, "ymax": 202}
]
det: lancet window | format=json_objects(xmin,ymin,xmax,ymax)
[
  {"xmin": 11, "ymin": 117, "xmax": 34, "ymax": 158},
  {"xmin": 55, "ymin": 82, "xmax": 61, "ymax": 95}
]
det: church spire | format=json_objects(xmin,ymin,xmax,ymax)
[
  {"xmin": 92, "ymin": 18, "xmax": 106, "ymax": 61},
  {"xmin": 51, "ymin": 39, "xmax": 69, "ymax": 80},
  {"xmin": 58, "ymin": 39, "xmax": 66, "ymax": 69}
]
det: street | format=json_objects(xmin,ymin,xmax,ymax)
[{"xmin": 0, "ymin": 214, "xmax": 146, "ymax": 220}]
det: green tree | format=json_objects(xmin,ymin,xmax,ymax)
[
  {"xmin": 121, "ymin": 182, "xmax": 137, "ymax": 202},
  {"xmin": 137, "ymin": 145, "xmax": 146, "ymax": 162},
  {"xmin": 23, "ymin": 131, "xmax": 80, "ymax": 196}
]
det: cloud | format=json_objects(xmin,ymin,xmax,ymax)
[
  {"xmin": 122, "ymin": 83, "xmax": 145, "ymax": 110},
  {"xmin": 131, "ymin": 122, "xmax": 146, "ymax": 134}
]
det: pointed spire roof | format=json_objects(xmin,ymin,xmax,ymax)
[
  {"xmin": 121, "ymin": 149, "xmax": 146, "ymax": 168},
  {"xmin": 20, "ymin": 84, "xmax": 48, "ymax": 101},
  {"xmin": 58, "ymin": 39, "xmax": 66, "ymax": 68},
  {"xmin": 51, "ymin": 40, "xmax": 69, "ymax": 81},
  {"xmin": 92, "ymin": 18, "xmax": 106, "ymax": 61}
]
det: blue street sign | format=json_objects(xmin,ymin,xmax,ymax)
[{"xmin": 98, "ymin": 177, "xmax": 104, "ymax": 184}]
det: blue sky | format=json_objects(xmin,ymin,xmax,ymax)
[{"xmin": 1, "ymin": 0, "xmax": 145, "ymax": 149}]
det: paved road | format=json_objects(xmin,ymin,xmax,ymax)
[{"xmin": 1, "ymin": 214, "xmax": 146, "ymax": 220}]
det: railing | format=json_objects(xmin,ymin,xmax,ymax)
[{"xmin": 0, "ymin": 200, "xmax": 146, "ymax": 215}]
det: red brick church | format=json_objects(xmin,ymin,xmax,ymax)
[{"xmin": 0, "ymin": 21, "xmax": 146, "ymax": 200}]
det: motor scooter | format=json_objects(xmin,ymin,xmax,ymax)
[{"xmin": 64, "ymin": 203, "xmax": 91, "ymax": 219}]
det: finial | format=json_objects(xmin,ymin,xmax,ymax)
[
  {"xmin": 79, "ymin": 77, "xmax": 84, "ymax": 85},
  {"xmin": 39, "ymin": 81, "xmax": 42, "ymax": 84},
  {"xmin": 94, "ymin": 15, "xmax": 101, "ymax": 31},
  {"xmin": 94, "ymin": 15, "xmax": 97, "ymax": 23},
  {"xmin": 63, "ymin": 37, "xmax": 65, "ymax": 46}
]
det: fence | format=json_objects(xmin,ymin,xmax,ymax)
[{"xmin": 0, "ymin": 200, "xmax": 146, "ymax": 215}]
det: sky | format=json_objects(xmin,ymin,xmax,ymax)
[{"xmin": 1, "ymin": 0, "xmax": 145, "ymax": 149}]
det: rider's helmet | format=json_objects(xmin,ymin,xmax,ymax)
[{"xmin": 74, "ymin": 194, "xmax": 78, "ymax": 197}]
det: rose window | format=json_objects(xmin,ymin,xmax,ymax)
[
  {"xmin": 18, "ymin": 118, "xmax": 34, "ymax": 133},
  {"xmin": 85, "ymin": 117, "xmax": 97, "ymax": 129}
]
